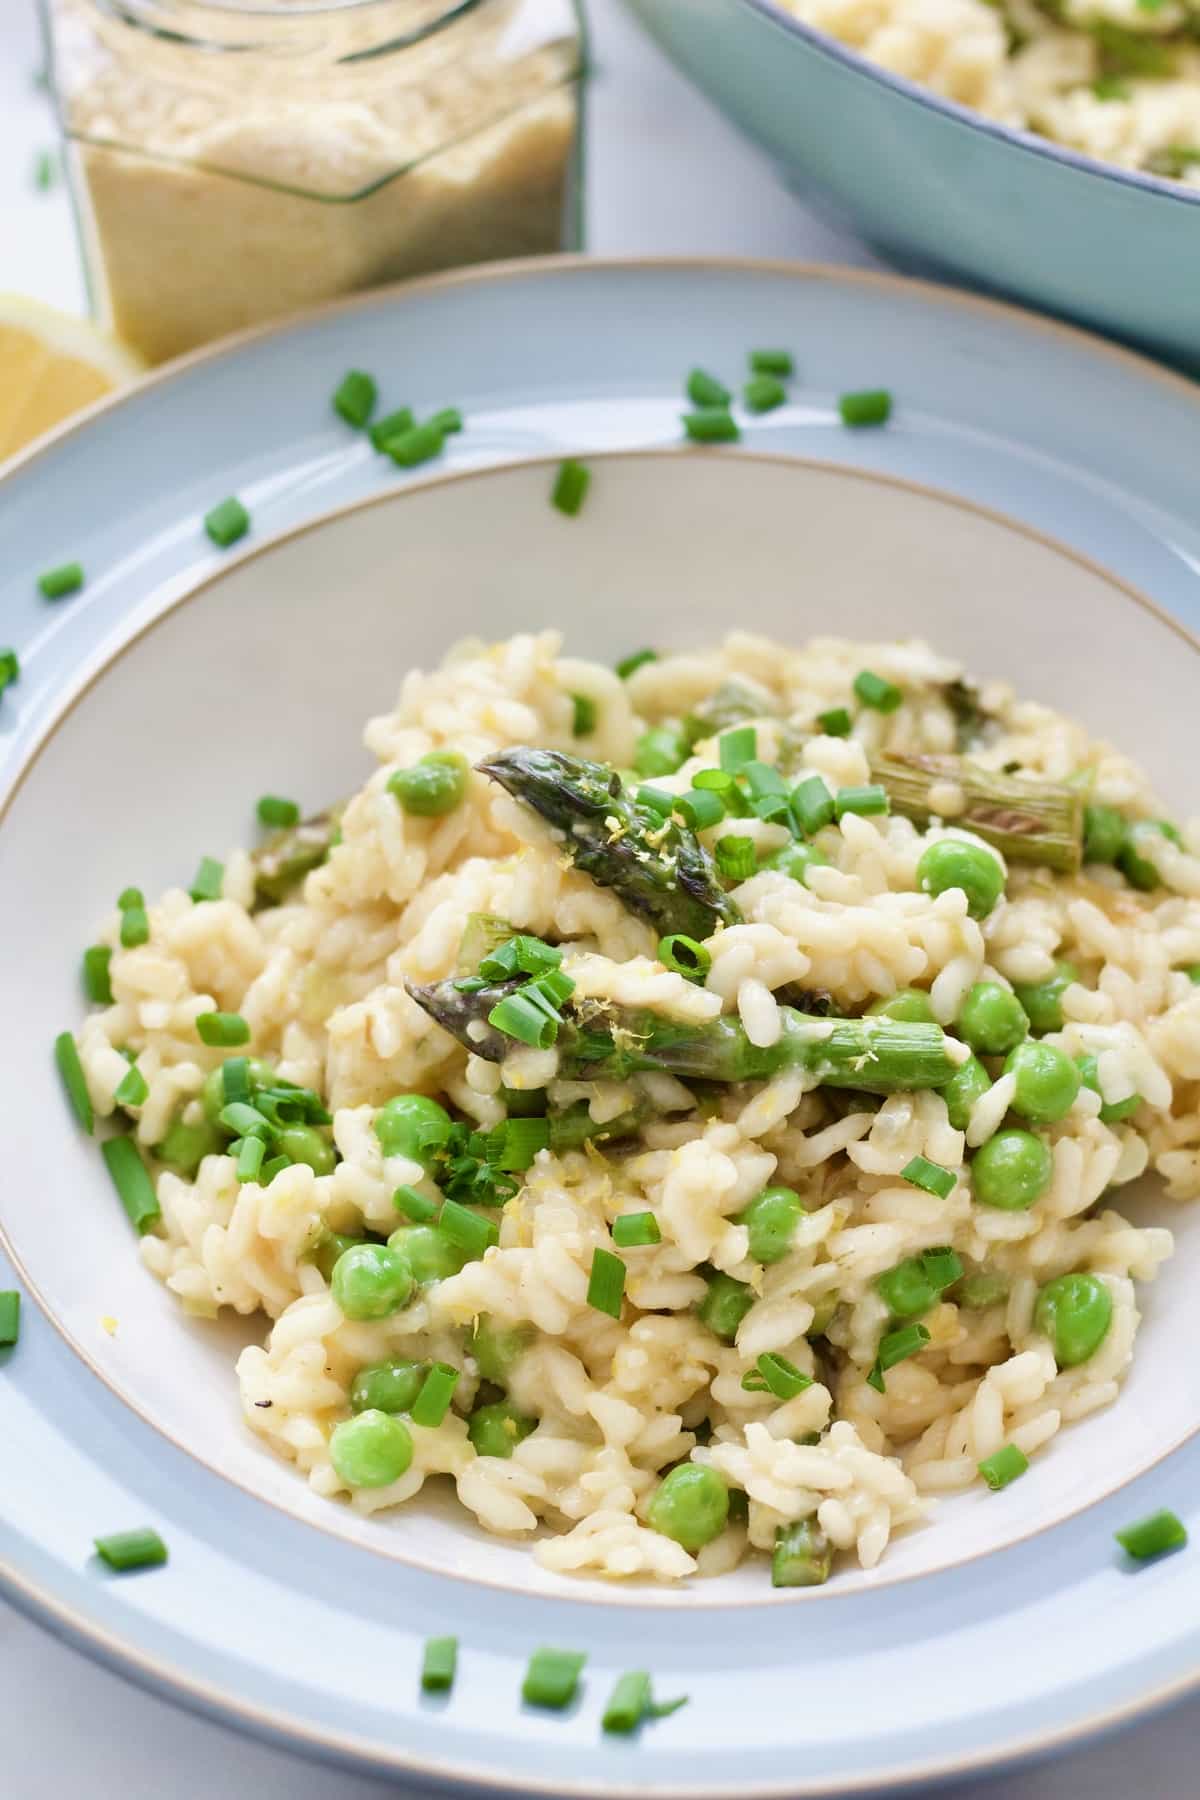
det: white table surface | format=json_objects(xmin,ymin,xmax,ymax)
[{"xmin": 1, "ymin": 0, "xmax": 1196, "ymax": 1793}]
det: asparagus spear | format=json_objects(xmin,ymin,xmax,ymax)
[
  {"xmin": 683, "ymin": 678, "xmax": 772, "ymax": 746},
  {"xmin": 407, "ymin": 978, "xmax": 960, "ymax": 1094},
  {"xmin": 477, "ymin": 747, "xmax": 740, "ymax": 939},
  {"xmin": 871, "ymin": 753, "xmax": 1083, "ymax": 873},
  {"xmin": 252, "ymin": 810, "xmax": 341, "ymax": 907}
]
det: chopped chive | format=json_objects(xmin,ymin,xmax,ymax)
[
  {"xmin": 552, "ymin": 458, "xmax": 591, "ymax": 517},
  {"xmin": 740, "ymin": 1351, "xmax": 813, "ymax": 1400},
  {"xmin": 196, "ymin": 1010, "xmax": 250, "ymax": 1048},
  {"xmin": 188, "ymin": 856, "xmax": 223, "ymax": 903},
  {"xmin": 219, "ymin": 1101, "xmax": 271, "ymax": 1139},
  {"xmin": 791, "ymin": 775, "xmax": 835, "ymax": 836},
  {"xmin": 117, "ymin": 887, "xmax": 143, "ymax": 911},
  {"xmin": 369, "ymin": 406, "xmax": 415, "ymax": 451},
  {"xmin": 385, "ymin": 421, "xmax": 445, "ymax": 468},
  {"xmin": 637, "ymin": 783, "xmax": 676, "ymax": 815},
  {"xmin": 236, "ymin": 1135, "xmax": 265, "ymax": 1182},
  {"xmin": 332, "ymin": 369, "xmax": 377, "ymax": 428},
  {"xmin": 650, "ymin": 1694, "xmax": 690, "ymax": 1719},
  {"xmin": 686, "ymin": 367, "xmax": 731, "ymax": 408},
  {"xmin": 817, "ymin": 706, "xmax": 852, "ymax": 737},
  {"xmin": 487, "ymin": 991, "xmax": 558, "ymax": 1049},
  {"xmin": 718, "ymin": 726, "xmax": 757, "ymax": 771},
  {"xmin": 901, "ymin": 1155, "xmax": 957, "ymax": 1199},
  {"xmin": 256, "ymin": 794, "xmax": 300, "ymax": 829},
  {"xmin": 839, "ymin": 389, "xmax": 892, "ymax": 428},
  {"xmin": 683, "ymin": 409, "xmax": 739, "ymax": 444},
  {"xmin": 587, "ymin": 1247, "xmax": 626, "ymax": 1318},
  {"xmin": 611, "ymin": 1211, "xmax": 661, "ymax": 1248},
  {"xmin": 54, "ymin": 1031, "xmax": 93, "ymax": 1133},
  {"xmin": 497, "ymin": 1117, "xmax": 550, "ymax": 1171},
  {"xmin": 119, "ymin": 904, "xmax": 150, "ymax": 949},
  {"xmin": 203, "ymin": 497, "xmax": 250, "ymax": 548},
  {"xmin": 570, "ymin": 693, "xmax": 596, "ymax": 736},
  {"xmin": 657, "ymin": 933, "xmax": 712, "ymax": 981},
  {"xmin": 523, "ymin": 1647, "xmax": 586, "ymax": 1709},
  {"xmin": 853, "ymin": 669, "xmax": 903, "ymax": 712},
  {"xmin": 714, "ymin": 835, "xmax": 757, "ymax": 881},
  {"xmin": 429, "ymin": 407, "xmax": 463, "ymax": 435},
  {"xmin": 616, "ymin": 648, "xmax": 657, "ymax": 680},
  {"xmin": 478, "ymin": 935, "xmax": 562, "ymax": 980},
  {"xmin": 412, "ymin": 1361, "xmax": 460, "ymax": 1428},
  {"xmin": 439, "ymin": 1200, "xmax": 499, "ymax": 1259},
  {"xmin": 101, "ymin": 1135, "xmax": 161, "ymax": 1233},
  {"xmin": 674, "ymin": 789, "xmax": 725, "ymax": 831},
  {"xmin": 114, "ymin": 1062, "xmax": 148, "ymax": 1108},
  {"xmin": 866, "ymin": 1322, "xmax": 930, "ymax": 1393},
  {"xmin": 394, "ymin": 1184, "xmax": 439, "ymax": 1222},
  {"xmin": 94, "ymin": 1528, "xmax": 167, "ymax": 1572},
  {"xmin": 0, "ymin": 648, "xmax": 18, "ymax": 696},
  {"xmin": 978, "ymin": 1444, "xmax": 1029, "ymax": 1491},
  {"xmin": 83, "ymin": 945, "xmax": 114, "ymax": 1005},
  {"xmin": 744, "ymin": 374, "xmax": 786, "ymax": 413},
  {"xmin": 37, "ymin": 560, "xmax": 83, "ymax": 600},
  {"xmin": 741, "ymin": 760, "xmax": 788, "ymax": 799},
  {"xmin": 692, "ymin": 767, "xmax": 736, "ymax": 793},
  {"xmin": 0, "ymin": 1291, "xmax": 20, "ymax": 1346},
  {"xmin": 835, "ymin": 784, "xmax": 889, "ymax": 819},
  {"xmin": 750, "ymin": 348, "xmax": 794, "ymax": 375},
  {"xmin": 920, "ymin": 1246, "xmax": 963, "ymax": 1289},
  {"xmin": 603, "ymin": 1670, "xmax": 653, "ymax": 1733},
  {"xmin": 33, "ymin": 146, "xmax": 58, "ymax": 190},
  {"xmin": 421, "ymin": 1635, "xmax": 458, "ymax": 1694},
  {"xmin": 753, "ymin": 793, "xmax": 792, "ymax": 824},
  {"xmin": 221, "ymin": 1057, "xmax": 250, "ymax": 1104},
  {"xmin": 1116, "ymin": 1509, "xmax": 1188, "ymax": 1561}
]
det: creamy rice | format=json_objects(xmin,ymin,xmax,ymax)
[
  {"xmin": 776, "ymin": 0, "xmax": 1200, "ymax": 184},
  {"xmin": 76, "ymin": 630, "xmax": 1200, "ymax": 1585}
]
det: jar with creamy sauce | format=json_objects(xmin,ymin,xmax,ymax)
[{"xmin": 41, "ymin": 0, "xmax": 584, "ymax": 364}]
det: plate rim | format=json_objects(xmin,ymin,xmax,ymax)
[{"xmin": 6, "ymin": 255, "xmax": 1200, "ymax": 1794}]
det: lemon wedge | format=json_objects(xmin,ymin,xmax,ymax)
[{"xmin": 0, "ymin": 295, "xmax": 144, "ymax": 462}]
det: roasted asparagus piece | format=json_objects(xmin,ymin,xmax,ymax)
[
  {"xmin": 252, "ymin": 810, "xmax": 340, "ymax": 907},
  {"xmin": 870, "ymin": 753, "xmax": 1083, "ymax": 873},
  {"xmin": 477, "ymin": 747, "xmax": 740, "ymax": 939},
  {"xmin": 408, "ymin": 978, "xmax": 961, "ymax": 1094}
]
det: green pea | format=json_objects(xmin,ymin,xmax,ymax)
[
  {"xmin": 329, "ymin": 1409, "xmax": 414, "ymax": 1487},
  {"xmin": 647, "ymin": 1463, "xmax": 729, "ymax": 1552},
  {"xmin": 875, "ymin": 1257, "xmax": 939, "ymax": 1320},
  {"xmin": 314, "ymin": 1230, "xmax": 364, "ymax": 1282},
  {"xmin": 942, "ymin": 1053, "xmax": 992, "ymax": 1132},
  {"xmin": 956, "ymin": 982, "xmax": 1029, "ymax": 1056},
  {"xmin": 633, "ymin": 724, "xmax": 690, "ymax": 778},
  {"xmin": 954, "ymin": 1271, "xmax": 1009, "ymax": 1308},
  {"xmin": 971, "ymin": 1129, "xmax": 1052, "ymax": 1211},
  {"xmin": 1003, "ymin": 1040, "xmax": 1081, "ymax": 1126},
  {"xmin": 350, "ymin": 1358, "xmax": 427, "ymax": 1414},
  {"xmin": 331, "ymin": 1242, "xmax": 415, "ymax": 1320},
  {"xmin": 467, "ymin": 1400, "xmax": 536, "ymax": 1459},
  {"xmin": 739, "ymin": 1186, "xmax": 806, "ymax": 1264},
  {"xmin": 917, "ymin": 837, "xmax": 1005, "ymax": 919},
  {"xmin": 1118, "ymin": 819, "xmax": 1181, "ymax": 892},
  {"xmin": 1034, "ymin": 1272, "xmax": 1113, "ymax": 1366},
  {"xmin": 867, "ymin": 988, "xmax": 936, "ymax": 1024},
  {"xmin": 275, "ymin": 1122, "xmax": 336, "ymax": 1175},
  {"xmin": 763, "ymin": 841, "xmax": 828, "ymax": 887},
  {"xmin": 157, "ymin": 1114, "xmax": 223, "ymax": 1176},
  {"xmin": 387, "ymin": 1224, "xmax": 467, "ymax": 1285},
  {"xmin": 1012, "ymin": 962, "xmax": 1078, "ymax": 1036},
  {"xmin": 468, "ymin": 1316, "xmax": 533, "ymax": 1383},
  {"xmin": 1075, "ymin": 1054, "xmax": 1141, "ymax": 1124},
  {"xmin": 201, "ymin": 1057, "xmax": 276, "ymax": 1126},
  {"xmin": 698, "ymin": 1271, "xmax": 754, "ymax": 1342},
  {"xmin": 1083, "ymin": 803, "xmax": 1125, "ymax": 865},
  {"xmin": 387, "ymin": 751, "xmax": 469, "ymax": 818},
  {"xmin": 374, "ymin": 1093, "xmax": 453, "ymax": 1166}
]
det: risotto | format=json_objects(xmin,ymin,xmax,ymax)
[
  {"xmin": 73, "ymin": 630, "xmax": 1200, "ymax": 1586},
  {"xmin": 776, "ymin": 0, "xmax": 1200, "ymax": 186}
]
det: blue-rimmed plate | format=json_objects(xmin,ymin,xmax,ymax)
[{"xmin": 3, "ymin": 257, "xmax": 1200, "ymax": 1795}]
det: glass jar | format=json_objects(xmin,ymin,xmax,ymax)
[{"xmin": 40, "ymin": 0, "xmax": 585, "ymax": 364}]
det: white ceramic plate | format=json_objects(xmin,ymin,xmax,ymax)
[{"xmin": 3, "ymin": 259, "xmax": 1200, "ymax": 1795}]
